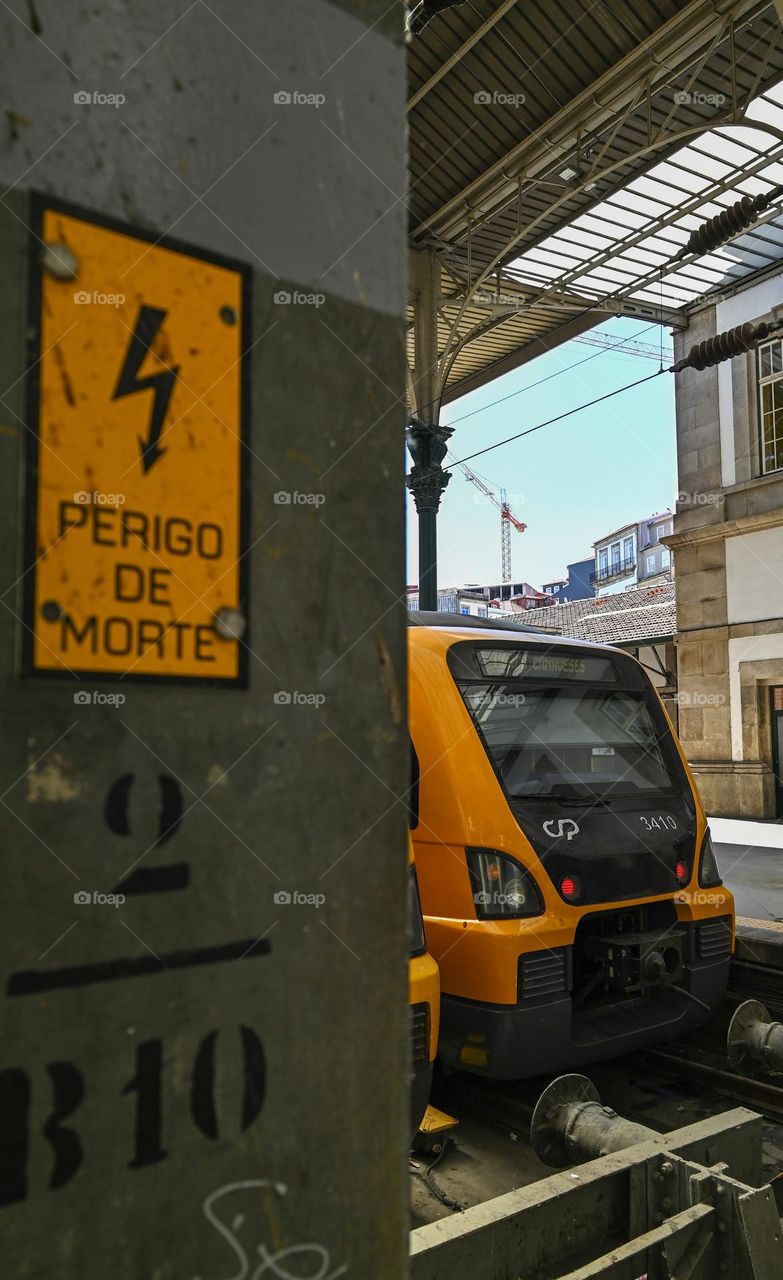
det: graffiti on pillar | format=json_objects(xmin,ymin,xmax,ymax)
[{"xmin": 195, "ymin": 1181, "xmax": 347, "ymax": 1280}]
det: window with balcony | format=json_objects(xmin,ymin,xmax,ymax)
[
  {"xmin": 592, "ymin": 542, "xmax": 636, "ymax": 583},
  {"xmin": 757, "ymin": 338, "xmax": 783, "ymax": 474}
]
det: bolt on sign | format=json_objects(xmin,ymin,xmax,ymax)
[{"xmin": 23, "ymin": 195, "xmax": 251, "ymax": 684}]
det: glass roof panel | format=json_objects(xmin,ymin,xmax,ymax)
[{"xmin": 508, "ymin": 83, "xmax": 783, "ymax": 313}]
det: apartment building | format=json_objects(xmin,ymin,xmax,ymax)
[{"xmin": 593, "ymin": 511, "xmax": 674, "ymax": 596}]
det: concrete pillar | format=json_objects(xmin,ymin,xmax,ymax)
[{"xmin": 0, "ymin": 3, "xmax": 408, "ymax": 1275}]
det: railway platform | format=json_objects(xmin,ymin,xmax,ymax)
[{"xmin": 711, "ymin": 817, "xmax": 783, "ymax": 923}]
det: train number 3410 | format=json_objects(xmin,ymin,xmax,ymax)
[{"xmin": 639, "ymin": 815, "xmax": 678, "ymax": 831}]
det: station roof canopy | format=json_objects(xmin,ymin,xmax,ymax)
[{"xmin": 406, "ymin": 0, "xmax": 783, "ymax": 405}]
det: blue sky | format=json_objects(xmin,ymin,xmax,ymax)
[{"xmin": 406, "ymin": 317, "xmax": 677, "ymax": 589}]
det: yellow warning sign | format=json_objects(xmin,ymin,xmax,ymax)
[{"xmin": 24, "ymin": 197, "xmax": 250, "ymax": 684}]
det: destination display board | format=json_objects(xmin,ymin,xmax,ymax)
[{"xmin": 23, "ymin": 197, "xmax": 251, "ymax": 684}]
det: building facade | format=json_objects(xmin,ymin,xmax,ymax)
[
  {"xmin": 407, "ymin": 586, "xmax": 489, "ymax": 616},
  {"xmin": 593, "ymin": 511, "xmax": 674, "ymax": 596},
  {"xmin": 667, "ymin": 274, "xmax": 783, "ymax": 818},
  {"xmin": 593, "ymin": 520, "xmax": 638, "ymax": 594},
  {"xmin": 637, "ymin": 512, "xmax": 674, "ymax": 587},
  {"xmin": 407, "ymin": 581, "xmax": 559, "ymax": 614},
  {"xmin": 542, "ymin": 556, "xmax": 595, "ymax": 603},
  {"xmin": 466, "ymin": 578, "xmax": 552, "ymax": 605}
]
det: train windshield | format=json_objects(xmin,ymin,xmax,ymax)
[{"xmin": 449, "ymin": 643, "xmax": 681, "ymax": 800}]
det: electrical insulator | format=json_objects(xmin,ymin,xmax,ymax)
[
  {"xmin": 672, "ymin": 321, "xmax": 773, "ymax": 373},
  {"xmin": 678, "ymin": 185, "xmax": 783, "ymax": 259}
]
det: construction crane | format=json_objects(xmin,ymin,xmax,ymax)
[
  {"xmin": 451, "ymin": 456, "xmax": 527, "ymax": 584},
  {"xmin": 574, "ymin": 331, "xmax": 674, "ymax": 362}
]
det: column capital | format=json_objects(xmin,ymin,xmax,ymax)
[{"xmin": 405, "ymin": 421, "xmax": 453, "ymax": 513}]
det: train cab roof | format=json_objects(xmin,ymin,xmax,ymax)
[
  {"xmin": 406, "ymin": 611, "xmax": 617, "ymax": 655},
  {"xmin": 407, "ymin": 610, "xmax": 547, "ymax": 635}
]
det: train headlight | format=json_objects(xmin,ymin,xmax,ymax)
[
  {"xmin": 408, "ymin": 865, "xmax": 426, "ymax": 956},
  {"xmin": 467, "ymin": 848, "xmax": 544, "ymax": 919},
  {"xmin": 698, "ymin": 829, "xmax": 722, "ymax": 888}
]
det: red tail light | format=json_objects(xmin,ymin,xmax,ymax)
[
  {"xmin": 560, "ymin": 875, "xmax": 579, "ymax": 901},
  {"xmin": 676, "ymin": 861, "xmax": 689, "ymax": 885}
]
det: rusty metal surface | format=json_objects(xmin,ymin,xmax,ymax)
[{"xmin": 411, "ymin": 1110, "xmax": 780, "ymax": 1280}]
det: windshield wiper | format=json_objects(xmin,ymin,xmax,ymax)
[
  {"xmin": 558, "ymin": 795, "xmax": 614, "ymax": 808},
  {"xmin": 515, "ymin": 792, "xmax": 614, "ymax": 807}
]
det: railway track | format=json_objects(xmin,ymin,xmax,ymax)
[
  {"xmin": 433, "ymin": 1036, "xmax": 783, "ymax": 1135},
  {"xmin": 429, "ymin": 1070, "xmax": 538, "ymax": 1136},
  {"xmin": 414, "ymin": 958, "xmax": 783, "ymax": 1230},
  {"xmin": 729, "ymin": 958, "xmax": 783, "ymax": 1021},
  {"xmin": 643, "ymin": 1043, "xmax": 783, "ymax": 1122},
  {"xmin": 434, "ymin": 1051, "xmax": 783, "ymax": 1138}
]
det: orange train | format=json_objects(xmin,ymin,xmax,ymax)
[{"xmin": 408, "ymin": 613, "xmax": 733, "ymax": 1081}]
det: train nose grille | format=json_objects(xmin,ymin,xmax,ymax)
[
  {"xmin": 518, "ymin": 948, "xmax": 569, "ymax": 1002},
  {"xmin": 697, "ymin": 917, "xmax": 731, "ymax": 960},
  {"xmin": 411, "ymin": 1002, "xmax": 429, "ymax": 1072}
]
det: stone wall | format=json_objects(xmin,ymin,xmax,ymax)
[{"xmin": 668, "ymin": 285, "xmax": 783, "ymax": 818}]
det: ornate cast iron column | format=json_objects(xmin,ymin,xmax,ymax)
[{"xmin": 406, "ymin": 419, "xmax": 453, "ymax": 611}]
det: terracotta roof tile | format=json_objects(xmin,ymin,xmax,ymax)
[{"xmin": 518, "ymin": 582, "xmax": 675, "ymax": 645}]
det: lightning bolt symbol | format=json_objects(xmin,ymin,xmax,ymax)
[{"xmin": 112, "ymin": 305, "xmax": 180, "ymax": 474}]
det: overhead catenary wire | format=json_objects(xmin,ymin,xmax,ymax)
[
  {"xmin": 447, "ymin": 369, "xmax": 666, "ymax": 470},
  {"xmin": 444, "ymin": 313, "xmax": 782, "ymax": 471},
  {"xmin": 442, "ymin": 322, "xmax": 662, "ymax": 431}
]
